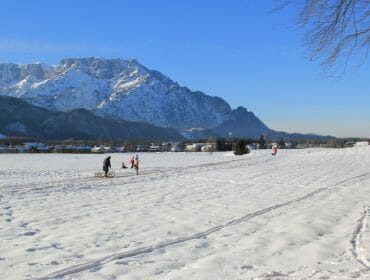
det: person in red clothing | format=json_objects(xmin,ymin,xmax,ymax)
[
  {"xmin": 130, "ymin": 155, "xmax": 135, "ymax": 169},
  {"xmin": 272, "ymin": 145, "xmax": 278, "ymax": 156}
]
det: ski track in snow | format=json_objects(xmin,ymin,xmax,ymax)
[
  {"xmin": 39, "ymin": 172, "xmax": 369, "ymax": 279},
  {"xmin": 351, "ymin": 206, "xmax": 370, "ymax": 269}
]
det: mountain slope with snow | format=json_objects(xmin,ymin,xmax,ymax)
[{"xmin": 0, "ymin": 58, "xmax": 268, "ymax": 137}]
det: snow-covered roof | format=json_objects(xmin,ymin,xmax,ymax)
[{"xmin": 355, "ymin": 141, "xmax": 369, "ymax": 147}]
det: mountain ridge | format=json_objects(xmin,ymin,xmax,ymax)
[
  {"xmin": 0, "ymin": 96, "xmax": 183, "ymax": 141},
  {"xmin": 0, "ymin": 57, "xmax": 334, "ymax": 140},
  {"xmin": 0, "ymin": 57, "xmax": 261, "ymax": 133}
]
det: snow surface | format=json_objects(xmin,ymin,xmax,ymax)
[{"xmin": 1, "ymin": 148, "xmax": 370, "ymax": 279}]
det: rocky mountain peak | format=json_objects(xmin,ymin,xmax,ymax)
[{"xmin": 0, "ymin": 57, "xmax": 271, "ymax": 137}]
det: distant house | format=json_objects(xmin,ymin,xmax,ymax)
[
  {"xmin": 50, "ymin": 145, "xmax": 64, "ymax": 152},
  {"xmin": 0, "ymin": 145, "xmax": 14, "ymax": 153},
  {"xmin": 149, "ymin": 145, "xmax": 161, "ymax": 152},
  {"xmin": 102, "ymin": 146, "xmax": 113, "ymax": 153},
  {"xmin": 354, "ymin": 141, "xmax": 369, "ymax": 147},
  {"xmin": 185, "ymin": 143, "xmax": 204, "ymax": 152},
  {"xmin": 170, "ymin": 145, "xmax": 182, "ymax": 152},
  {"xmin": 91, "ymin": 146, "xmax": 104, "ymax": 153},
  {"xmin": 161, "ymin": 142, "xmax": 173, "ymax": 152},
  {"xmin": 285, "ymin": 142, "xmax": 294, "ymax": 149},
  {"xmin": 345, "ymin": 141, "xmax": 356, "ymax": 148},
  {"xmin": 16, "ymin": 146, "xmax": 28, "ymax": 153},
  {"xmin": 201, "ymin": 144, "xmax": 216, "ymax": 152},
  {"xmin": 136, "ymin": 144, "xmax": 149, "ymax": 152},
  {"xmin": 113, "ymin": 146, "xmax": 126, "ymax": 153},
  {"xmin": 161, "ymin": 142, "xmax": 182, "ymax": 152},
  {"xmin": 23, "ymin": 142, "xmax": 49, "ymax": 152},
  {"xmin": 24, "ymin": 142, "xmax": 45, "ymax": 149},
  {"xmin": 74, "ymin": 145, "xmax": 92, "ymax": 152}
]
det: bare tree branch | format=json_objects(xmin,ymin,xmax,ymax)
[{"xmin": 277, "ymin": 0, "xmax": 370, "ymax": 69}]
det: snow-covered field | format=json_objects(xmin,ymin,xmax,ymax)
[{"xmin": 1, "ymin": 148, "xmax": 370, "ymax": 279}]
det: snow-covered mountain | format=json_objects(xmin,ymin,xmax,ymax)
[{"xmin": 0, "ymin": 57, "xmax": 269, "ymax": 137}]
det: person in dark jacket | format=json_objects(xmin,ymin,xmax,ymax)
[{"xmin": 103, "ymin": 156, "xmax": 111, "ymax": 177}]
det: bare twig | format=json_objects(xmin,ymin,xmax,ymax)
[{"xmin": 277, "ymin": 0, "xmax": 370, "ymax": 69}]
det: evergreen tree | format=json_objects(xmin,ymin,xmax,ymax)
[
  {"xmin": 216, "ymin": 139, "xmax": 232, "ymax": 151},
  {"xmin": 234, "ymin": 140, "xmax": 250, "ymax": 155},
  {"xmin": 258, "ymin": 135, "xmax": 266, "ymax": 149},
  {"xmin": 278, "ymin": 139, "xmax": 286, "ymax": 149}
]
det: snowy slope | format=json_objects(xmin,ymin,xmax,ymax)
[
  {"xmin": 0, "ymin": 58, "xmax": 242, "ymax": 130},
  {"xmin": 1, "ymin": 147, "xmax": 370, "ymax": 279}
]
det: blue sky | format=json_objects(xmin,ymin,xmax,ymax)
[{"xmin": 0, "ymin": 0, "xmax": 369, "ymax": 137}]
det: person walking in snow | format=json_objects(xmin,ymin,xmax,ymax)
[
  {"xmin": 134, "ymin": 154, "xmax": 140, "ymax": 175},
  {"xmin": 271, "ymin": 145, "xmax": 277, "ymax": 156},
  {"xmin": 103, "ymin": 156, "xmax": 111, "ymax": 177},
  {"xmin": 130, "ymin": 155, "xmax": 135, "ymax": 169}
]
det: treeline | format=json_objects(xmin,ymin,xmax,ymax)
[{"xmin": 1, "ymin": 135, "xmax": 368, "ymax": 150}]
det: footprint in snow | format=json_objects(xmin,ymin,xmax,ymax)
[
  {"xmin": 240, "ymin": 264, "xmax": 253, "ymax": 270},
  {"xmin": 115, "ymin": 261, "xmax": 129, "ymax": 265},
  {"xmin": 88, "ymin": 266, "xmax": 102, "ymax": 273},
  {"xmin": 19, "ymin": 222, "xmax": 28, "ymax": 228},
  {"xmin": 23, "ymin": 230, "xmax": 39, "ymax": 236}
]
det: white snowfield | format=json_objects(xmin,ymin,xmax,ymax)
[{"xmin": 0, "ymin": 148, "xmax": 370, "ymax": 280}]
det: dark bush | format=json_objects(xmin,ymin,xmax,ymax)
[{"xmin": 234, "ymin": 140, "xmax": 250, "ymax": 155}]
